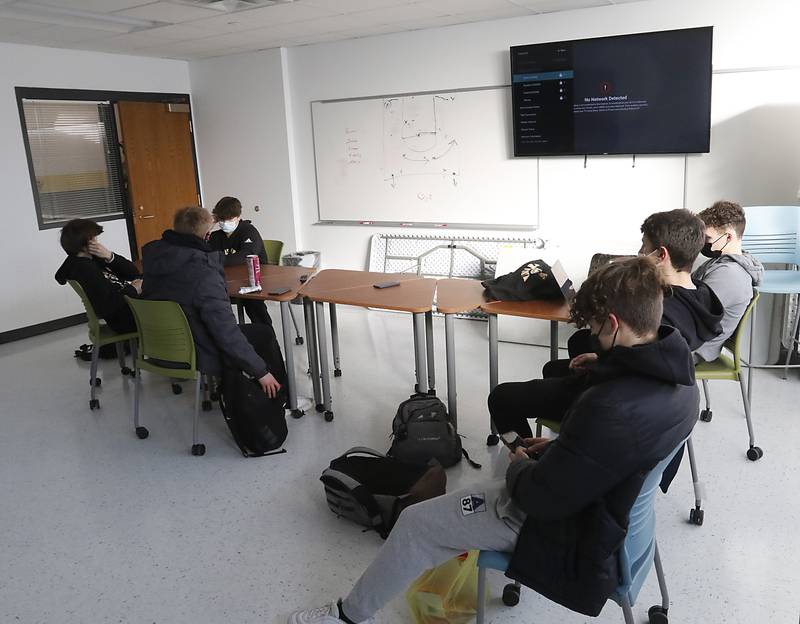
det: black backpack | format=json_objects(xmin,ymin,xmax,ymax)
[
  {"xmin": 74, "ymin": 343, "xmax": 128, "ymax": 361},
  {"xmin": 320, "ymin": 447, "xmax": 446, "ymax": 538},
  {"xmin": 219, "ymin": 369, "xmax": 288, "ymax": 457},
  {"xmin": 388, "ymin": 394, "xmax": 480, "ymax": 469}
]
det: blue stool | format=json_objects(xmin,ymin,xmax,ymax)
[
  {"xmin": 742, "ymin": 206, "xmax": 800, "ymax": 381},
  {"xmin": 476, "ymin": 441, "xmax": 685, "ymax": 624}
]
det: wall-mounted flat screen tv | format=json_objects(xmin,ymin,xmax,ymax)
[{"xmin": 510, "ymin": 26, "xmax": 713, "ymax": 156}]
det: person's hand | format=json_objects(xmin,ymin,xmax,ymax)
[
  {"xmin": 523, "ymin": 437, "xmax": 552, "ymax": 458},
  {"xmin": 569, "ymin": 352, "xmax": 598, "ymax": 371},
  {"xmin": 130, "ymin": 279, "xmax": 143, "ymax": 294},
  {"xmin": 509, "ymin": 446, "xmax": 530, "ymax": 463},
  {"xmin": 258, "ymin": 372, "xmax": 281, "ymax": 399},
  {"xmin": 87, "ymin": 239, "xmax": 113, "ymax": 261}
]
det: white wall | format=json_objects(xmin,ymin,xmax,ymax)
[
  {"xmin": 189, "ymin": 48, "xmax": 298, "ymax": 253},
  {"xmin": 0, "ymin": 43, "xmax": 190, "ymax": 334},
  {"xmin": 284, "ymin": 0, "xmax": 800, "ymax": 278}
]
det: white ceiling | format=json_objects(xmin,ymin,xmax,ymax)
[{"xmin": 0, "ymin": 0, "xmax": 651, "ymax": 61}]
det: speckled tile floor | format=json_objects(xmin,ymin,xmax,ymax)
[{"xmin": 1, "ymin": 305, "xmax": 798, "ymax": 624}]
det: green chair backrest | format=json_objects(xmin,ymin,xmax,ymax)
[
  {"xmin": 68, "ymin": 280, "xmax": 102, "ymax": 344},
  {"xmin": 125, "ymin": 297, "xmax": 196, "ymax": 371},
  {"xmin": 728, "ymin": 291, "xmax": 760, "ymax": 371},
  {"xmin": 263, "ymin": 239, "xmax": 284, "ymax": 266}
]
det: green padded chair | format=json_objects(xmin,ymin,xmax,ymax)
[
  {"xmin": 68, "ymin": 280, "xmax": 137, "ymax": 411},
  {"xmin": 263, "ymin": 238, "xmax": 304, "ymax": 345},
  {"xmin": 695, "ymin": 292, "xmax": 762, "ymax": 462},
  {"xmin": 125, "ymin": 296, "xmax": 208, "ymax": 456}
]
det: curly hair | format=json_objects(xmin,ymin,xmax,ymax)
[
  {"xmin": 697, "ymin": 200, "xmax": 746, "ymax": 238},
  {"xmin": 570, "ymin": 256, "xmax": 664, "ymax": 335}
]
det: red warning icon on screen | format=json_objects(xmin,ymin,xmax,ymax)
[{"xmin": 601, "ymin": 81, "xmax": 614, "ymax": 95}]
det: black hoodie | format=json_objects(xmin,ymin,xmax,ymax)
[
  {"xmin": 505, "ymin": 325, "xmax": 698, "ymax": 616},
  {"xmin": 208, "ymin": 220, "xmax": 268, "ymax": 266},
  {"xmin": 662, "ymin": 279, "xmax": 724, "ymax": 351},
  {"xmin": 55, "ymin": 254, "xmax": 140, "ymax": 334},
  {"xmin": 141, "ymin": 230, "xmax": 268, "ymax": 379}
]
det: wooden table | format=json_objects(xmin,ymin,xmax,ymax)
[
  {"xmin": 299, "ymin": 269, "xmax": 438, "ymax": 422},
  {"xmin": 225, "ymin": 264, "xmax": 316, "ymax": 418},
  {"xmin": 435, "ymin": 279, "xmax": 487, "ymax": 427},
  {"xmin": 480, "ymin": 297, "xmax": 572, "ymax": 443}
]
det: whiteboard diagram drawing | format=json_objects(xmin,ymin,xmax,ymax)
[{"xmin": 382, "ymin": 94, "xmax": 460, "ymax": 188}]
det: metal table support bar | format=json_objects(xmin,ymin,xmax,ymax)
[
  {"xmin": 488, "ymin": 314, "xmax": 499, "ymax": 436},
  {"xmin": 303, "ymin": 299, "xmax": 322, "ymax": 408},
  {"xmin": 425, "ymin": 311, "xmax": 435, "ymax": 394},
  {"xmin": 330, "ymin": 303, "xmax": 342, "ymax": 376},
  {"xmin": 315, "ymin": 301, "xmax": 334, "ymax": 419},
  {"xmin": 445, "ymin": 313, "xmax": 457, "ymax": 429},
  {"xmin": 279, "ymin": 301, "xmax": 300, "ymax": 415},
  {"xmin": 413, "ymin": 313, "xmax": 428, "ymax": 395}
]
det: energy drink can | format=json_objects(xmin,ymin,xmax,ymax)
[{"xmin": 246, "ymin": 255, "xmax": 261, "ymax": 287}]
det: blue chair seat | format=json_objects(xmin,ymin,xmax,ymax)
[
  {"xmin": 477, "ymin": 550, "xmax": 511, "ymax": 572},
  {"xmin": 758, "ymin": 270, "xmax": 800, "ymax": 294}
]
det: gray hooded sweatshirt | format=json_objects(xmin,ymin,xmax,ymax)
[{"xmin": 692, "ymin": 252, "xmax": 764, "ymax": 362}]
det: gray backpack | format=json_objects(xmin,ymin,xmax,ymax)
[{"xmin": 388, "ymin": 394, "xmax": 480, "ymax": 469}]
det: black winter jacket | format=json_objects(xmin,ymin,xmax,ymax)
[
  {"xmin": 55, "ymin": 254, "xmax": 140, "ymax": 334},
  {"xmin": 208, "ymin": 220, "xmax": 268, "ymax": 267},
  {"xmin": 141, "ymin": 230, "xmax": 268, "ymax": 379},
  {"xmin": 505, "ymin": 325, "xmax": 698, "ymax": 616}
]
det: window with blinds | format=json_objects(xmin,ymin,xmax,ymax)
[{"xmin": 21, "ymin": 99, "xmax": 126, "ymax": 227}]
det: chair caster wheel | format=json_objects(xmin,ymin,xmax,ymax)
[
  {"xmin": 92, "ymin": 378, "xmax": 101, "ymax": 387},
  {"xmin": 295, "ymin": 336, "xmax": 304, "ymax": 345},
  {"xmin": 501, "ymin": 584, "xmax": 520, "ymax": 607},
  {"xmin": 191, "ymin": 444, "xmax": 206, "ymax": 456},
  {"xmin": 699, "ymin": 408, "xmax": 712, "ymax": 422},
  {"xmin": 135, "ymin": 426, "xmax": 149, "ymax": 440},
  {"xmin": 648, "ymin": 605, "xmax": 669, "ymax": 624},
  {"xmin": 209, "ymin": 391, "xmax": 219, "ymax": 402},
  {"xmin": 324, "ymin": 411, "xmax": 334, "ymax": 422},
  {"xmin": 334, "ymin": 369, "xmax": 342, "ymax": 377},
  {"xmin": 689, "ymin": 507, "xmax": 704, "ymax": 526},
  {"xmin": 171, "ymin": 383, "xmax": 182, "ymax": 395},
  {"xmin": 120, "ymin": 366, "xmax": 132, "ymax": 376},
  {"xmin": 89, "ymin": 399, "xmax": 100, "ymax": 410},
  {"xmin": 487, "ymin": 434, "xmax": 499, "ymax": 446},
  {"xmin": 291, "ymin": 409, "xmax": 304, "ymax": 419},
  {"xmin": 202, "ymin": 400, "xmax": 213, "ymax": 411},
  {"xmin": 747, "ymin": 446, "xmax": 764, "ymax": 461},
  {"xmin": 128, "ymin": 369, "xmax": 137, "ymax": 377},
  {"xmin": 315, "ymin": 403, "xmax": 325, "ymax": 413}
]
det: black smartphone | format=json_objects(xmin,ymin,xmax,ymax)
[
  {"xmin": 299, "ymin": 274, "xmax": 309, "ymax": 283},
  {"xmin": 500, "ymin": 431, "xmax": 525, "ymax": 452},
  {"xmin": 268, "ymin": 287, "xmax": 291, "ymax": 295},
  {"xmin": 373, "ymin": 281, "xmax": 401, "ymax": 289}
]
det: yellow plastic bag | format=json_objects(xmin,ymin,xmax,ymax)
[{"xmin": 405, "ymin": 551, "xmax": 483, "ymax": 624}]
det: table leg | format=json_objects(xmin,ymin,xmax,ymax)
[
  {"xmin": 315, "ymin": 301, "xmax": 334, "ymax": 422},
  {"xmin": 237, "ymin": 301, "xmax": 245, "ymax": 324},
  {"xmin": 413, "ymin": 313, "xmax": 428, "ymax": 395},
  {"xmin": 303, "ymin": 298, "xmax": 323, "ymax": 411},
  {"xmin": 550, "ymin": 320, "xmax": 559, "ymax": 361},
  {"xmin": 487, "ymin": 314, "xmax": 499, "ymax": 445},
  {"xmin": 412, "ymin": 314, "xmax": 420, "ymax": 393},
  {"xmin": 425, "ymin": 310, "xmax": 435, "ymax": 395},
  {"xmin": 330, "ymin": 303, "xmax": 342, "ymax": 377},
  {"xmin": 445, "ymin": 313, "xmax": 457, "ymax": 430},
  {"xmin": 280, "ymin": 301, "xmax": 302, "ymax": 418}
]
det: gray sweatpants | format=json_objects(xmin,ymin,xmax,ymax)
[{"xmin": 341, "ymin": 480, "xmax": 524, "ymax": 623}]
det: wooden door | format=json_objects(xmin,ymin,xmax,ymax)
[{"xmin": 117, "ymin": 101, "xmax": 200, "ymax": 255}]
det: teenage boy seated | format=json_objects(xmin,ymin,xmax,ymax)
[
  {"xmin": 287, "ymin": 257, "xmax": 699, "ymax": 624},
  {"xmin": 542, "ymin": 208, "xmax": 724, "ymax": 379},
  {"xmin": 208, "ymin": 196, "xmax": 272, "ymax": 326},
  {"xmin": 693, "ymin": 200, "xmax": 763, "ymax": 362},
  {"xmin": 55, "ymin": 218, "xmax": 141, "ymax": 334},
  {"xmin": 141, "ymin": 206, "xmax": 282, "ymax": 398}
]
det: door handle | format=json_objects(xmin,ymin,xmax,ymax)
[{"xmin": 138, "ymin": 215, "xmax": 155, "ymax": 219}]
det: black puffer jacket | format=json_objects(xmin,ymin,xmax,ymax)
[
  {"xmin": 505, "ymin": 325, "xmax": 698, "ymax": 616},
  {"xmin": 141, "ymin": 230, "xmax": 268, "ymax": 379}
]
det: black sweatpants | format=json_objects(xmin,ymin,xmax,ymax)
[{"xmin": 242, "ymin": 299, "xmax": 273, "ymax": 327}]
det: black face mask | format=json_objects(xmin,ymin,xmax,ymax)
[
  {"xmin": 589, "ymin": 320, "xmax": 618, "ymax": 356},
  {"xmin": 701, "ymin": 233, "xmax": 728, "ymax": 259}
]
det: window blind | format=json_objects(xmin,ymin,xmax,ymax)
[{"xmin": 22, "ymin": 99, "xmax": 125, "ymax": 225}]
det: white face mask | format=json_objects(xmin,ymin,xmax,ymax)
[{"xmin": 219, "ymin": 219, "xmax": 238, "ymax": 234}]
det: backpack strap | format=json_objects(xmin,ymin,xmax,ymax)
[
  {"xmin": 320, "ymin": 469, "xmax": 389, "ymax": 537},
  {"xmin": 340, "ymin": 447, "xmax": 388, "ymax": 460},
  {"xmin": 461, "ymin": 449, "xmax": 482, "ymax": 470}
]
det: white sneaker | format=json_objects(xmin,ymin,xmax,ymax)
[{"xmin": 287, "ymin": 601, "xmax": 344, "ymax": 624}]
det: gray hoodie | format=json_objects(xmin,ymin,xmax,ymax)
[{"xmin": 692, "ymin": 252, "xmax": 764, "ymax": 362}]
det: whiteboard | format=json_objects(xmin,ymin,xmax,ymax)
[{"xmin": 311, "ymin": 87, "xmax": 538, "ymax": 228}]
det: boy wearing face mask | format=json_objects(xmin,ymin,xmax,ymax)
[
  {"xmin": 55, "ymin": 218, "xmax": 141, "ymax": 334},
  {"xmin": 692, "ymin": 201, "xmax": 763, "ymax": 363},
  {"xmin": 208, "ymin": 196, "xmax": 272, "ymax": 326}
]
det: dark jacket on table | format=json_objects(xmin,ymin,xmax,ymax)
[
  {"xmin": 208, "ymin": 220, "xmax": 268, "ymax": 266},
  {"xmin": 505, "ymin": 326, "xmax": 698, "ymax": 616},
  {"xmin": 55, "ymin": 253, "xmax": 139, "ymax": 334},
  {"xmin": 140, "ymin": 230, "xmax": 268, "ymax": 379}
]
